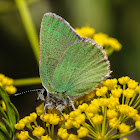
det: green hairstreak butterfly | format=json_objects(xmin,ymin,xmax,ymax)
[{"xmin": 38, "ymin": 13, "xmax": 111, "ymax": 114}]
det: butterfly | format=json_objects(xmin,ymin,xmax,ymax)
[{"xmin": 38, "ymin": 13, "xmax": 111, "ymax": 115}]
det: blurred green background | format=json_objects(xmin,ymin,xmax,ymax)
[
  {"xmin": 0, "ymin": 0, "xmax": 140, "ymax": 139},
  {"xmin": 1, "ymin": 0, "xmax": 140, "ymax": 82}
]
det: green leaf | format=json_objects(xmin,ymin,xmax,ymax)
[
  {"xmin": 0, "ymin": 105, "xmax": 8, "ymax": 119},
  {"xmin": 10, "ymin": 102, "xmax": 19, "ymax": 122},
  {"xmin": 0, "ymin": 121, "xmax": 10, "ymax": 140},
  {"xmin": 0, "ymin": 86, "xmax": 19, "ymax": 139}
]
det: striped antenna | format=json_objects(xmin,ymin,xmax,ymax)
[{"xmin": 14, "ymin": 89, "xmax": 42, "ymax": 96}]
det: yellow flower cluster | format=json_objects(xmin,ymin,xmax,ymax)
[
  {"xmin": 40, "ymin": 113, "xmax": 60, "ymax": 125},
  {"xmin": 75, "ymin": 26, "xmax": 95, "ymax": 38},
  {"xmin": 15, "ymin": 76, "xmax": 140, "ymax": 140},
  {"xmin": 0, "ymin": 73, "xmax": 17, "ymax": 112},
  {"xmin": 0, "ymin": 73, "xmax": 17, "ymax": 94},
  {"xmin": 94, "ymin": 33, "xmax": 122, "ymax": 51},
  {"xmin": 75, "ymin": 26, "xmax": 122, "ymax": 55}
]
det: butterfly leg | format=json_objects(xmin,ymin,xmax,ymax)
[
  {"xmin": 67, "ymin": 96, "xmax": 75, "ymax": 110},
  {"xmin": 43, "ymin": 102, "xmax": 54, "ymax": 116},
  {"xmin": 43, "ymin": 103, "xmax": 49, "ymax": 116},
  {"xmin": 56, "ymin": 104, "xmax": 66, "ymax": 120}
]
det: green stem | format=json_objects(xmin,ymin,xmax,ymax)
[
  {"xmin": 105, "ymin": 116, "xmax": 121, "ymax": 137},
  {"xmin": 28, "ymin": 135, "xmax": 35, "ymax": 140},
  {"xmin": 85, "ymin": 111, "xmax": 95, "ymax": 129},
  {"xmin": 14, "ymin": 0, "xmax": 39, "ymax": 64},
  {"xmin": 133, "ymin": 95, "xmax": 140, "ymax": 108},
  {"xmin": 34, "ymin": 121, "xmax": 38, "ymax": 127},
  {"xmin": 83, "ymin": 123, "xmax": 97, "ymax": 137},
  {"xmin": 0, "ymin": 0, "xmax": 39, "ymax": 14},
  {"xmin": 14, "ymin": 77, "xmax": 41, "ymax": 86},
  {"xmin": 108, "ymin": 128, "xmax": 137, "ymax": 139},
  {"xmin": 47, "ymin": 125, "xmax": 51, "ymax": 137},
  {"xmin": 105, "ymin": 48, "xmax": 114, "ymax": 56},
  {"xmin": 129, "ymin": 93, "xmax": 137, "ymax": 106},
  {"xmin": 136, "ymin": 105, "xmax": 140, "ymax": 110},
  {"xmin": 102, "ymin": 107, "xmax": 107, "ymax": 136},
  {"xmin": 87, "ymin": 134, "xmax": 96, "ymax": 139},
  {"xmin": 51, "ymin": 124, "xmax": 54, "ymax": 139},
  {"xmin": 43, "ymin": 121, "xmax": 47, "ymax": 134}
]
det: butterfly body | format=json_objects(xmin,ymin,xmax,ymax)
[{"xmin": 39, "ymin": 13, "xmax": 111, "ymax": 112}]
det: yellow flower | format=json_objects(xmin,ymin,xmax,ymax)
[
  {"xmin": 49, "ymin": 114, "xmax": 60, "ymax": 125},
  {"xmin": 118, "ymin": 123, "xmax": 130, "ymax": 134},
  {"xmin": 41, "ymin": 135, "xmax": 52, "ymax": 140},
  {"xmin": 94, "ymin": 33, "xmax": 122, "ymax": 51},
  {"xmin": 78, "ymin": 103, "xmax": 88, "ymax": 112},
  {"xmin": 59, "ymin": 113, "xmax": 70, "ymax": 125},
  {"xmin": 86, "ymin": 103, "xmax": 99, "ymax": 114},
  {"xmin": 21, "ymin": 117, "xmax": 30, "ymax": 125},
  {"xmin": 107, "ymin": 109, "xmax": 118, "ymax": 119},
  {"xmin": 127, "ymin": 107, "xmax": 138, "ymax": 118},
  {"xmin": 119, "ymin": 105, "xmax": 130, "ymax": 115},
  {"xmin": 70, "ymin": 109, "xmax": 81, "ymax": 118},
  {"xmin": 5, "ymin": 85, "xmax": 17, "ymax": 94},
  {"xmin": 32, "ymin": 126, "xmax": 45, "ymax": 137},
  {"xmin": 111, "ymin": 88, "xmax": 122, "ymax": 98},
  {"xmin": 91, "ymin": 114, "xmax": 103, "ymax": 125},
  {"xmin": 87, "ymin": 112, "xmax": 94, "ymax": 118},
  {"xmin": 136, "ymin": 85, "xmax": 140, "ymax": 94},
  {"xmin": 122, "ymin": 138, "xmax": 128, "ymax": 140},
  {"xmin": 109, "ymin": 117, "xmax": 120, "ymax": 128},
  {"xmin": 96, "ymin": 86, "xmax": 108, "ymax": 96},
  {"xmin": 0, "ymin": 73, "xmax": 5, "ymax": 80},
  {"xmin": 1, "ymin": 100, "xmax": 6, "ymax": 111},
  {"xmin": 75, "ymin": 113, "xmax": 86, "ymax": 124},
  {"xmin": 67, "ymin": 134, "xmax": 79, "ymax": 140},
  {"xmin": 99, "ymin": 98, "xmax": 110, "ymax": 107},
  {"xmin": 36, "ymin": 103, "xmax": 44, "ymax": 116},
  {"xmin": 108, "ymin": 96, "xmax": 120, "ymax": 109},
  {"xmin": 106, "ymin": 37, "xmax": 122, "ymax": 51},
  {"xmin": 103, "ymin": 79, "xmax": 117, "ymax": 90},
  {"xmin": 40, "ymin": 113, "xmax": 50, "ymax": 122},
  {"xmin": 72, "ymin": 121, "xmax": 80, "ymax": 128},
  {"xmin": 77, "ymin": 126, "xmax": 88, "ymax": 138},
  {"xmin": 91, "ymin": 99, "xmax": 99, "ymax": 106},
  {"xmin": 58, "ymin": 128, "xmax": 69, "ymax": 139},
  {"xmin": 2, "ymin": 77, "xmax": 14, "ymax": 86},
  {"xmin": 65, "ymin": 119, "xmax": 72, "ymax": 129},
  {"xmin": 135, "ymin": 121, "xmax": 140, "ymax": 130},
  {"xmin": 118, "ymin": 76, "xmax": 130, "ymax": 85},
  {"xmin": 123, "ymin": 88, "xmax": 135, "ymax": 98},
  {"xmin": 84, "ymin": 90, "xmax": 95, "ymax": 101},
  {"xmin": 94, "ymin": 33, "xmax": 108, "ymax": 47},
  {"xmin": 127, "ymin": 79, "xmax": 138, "ymax": 89},
  {"xmin": 133, "ymin": 114, "xmax": 140, "ymax": 121},
  {"xmin": 15, "ymin": 122, "xmax": 25, "ymax": 130},
  {"xmin": 27, "ymin": 112, "xmax": 37, "ymax": 122},
  {"xmin": 97, "ymin": 136, "xmax": 102, "ymax": 140},
  {"xmin": 0, "ymin": 73, "xmax": 17, "ymax": 94},
  {"xmin": 75, "ymin": 26, "xmax": 95, "ymax": 38},
  {"xmin": 18, "ymin": 131, "xmax": 29, "ymax": 140}
]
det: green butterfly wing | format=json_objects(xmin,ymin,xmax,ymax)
[
  {"xmin": 40, "ymin": 13, "xmax": 111, "ymax": 96},
  {"xmin": 40, "ymin": 13, "xmax": 80, "ymax": 93},
  {"xmin": 52, "ymin": 39, "xmax": 110, "ymax": 96}
]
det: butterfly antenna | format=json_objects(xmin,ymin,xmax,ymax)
[{"xmin": 14, "ymin": 89, "xmax": 42, "ymax": 96}]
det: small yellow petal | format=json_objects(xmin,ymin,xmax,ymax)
[{"xmin": 77, "ymin": 126, "xmax": 88, "ymax": 138}]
